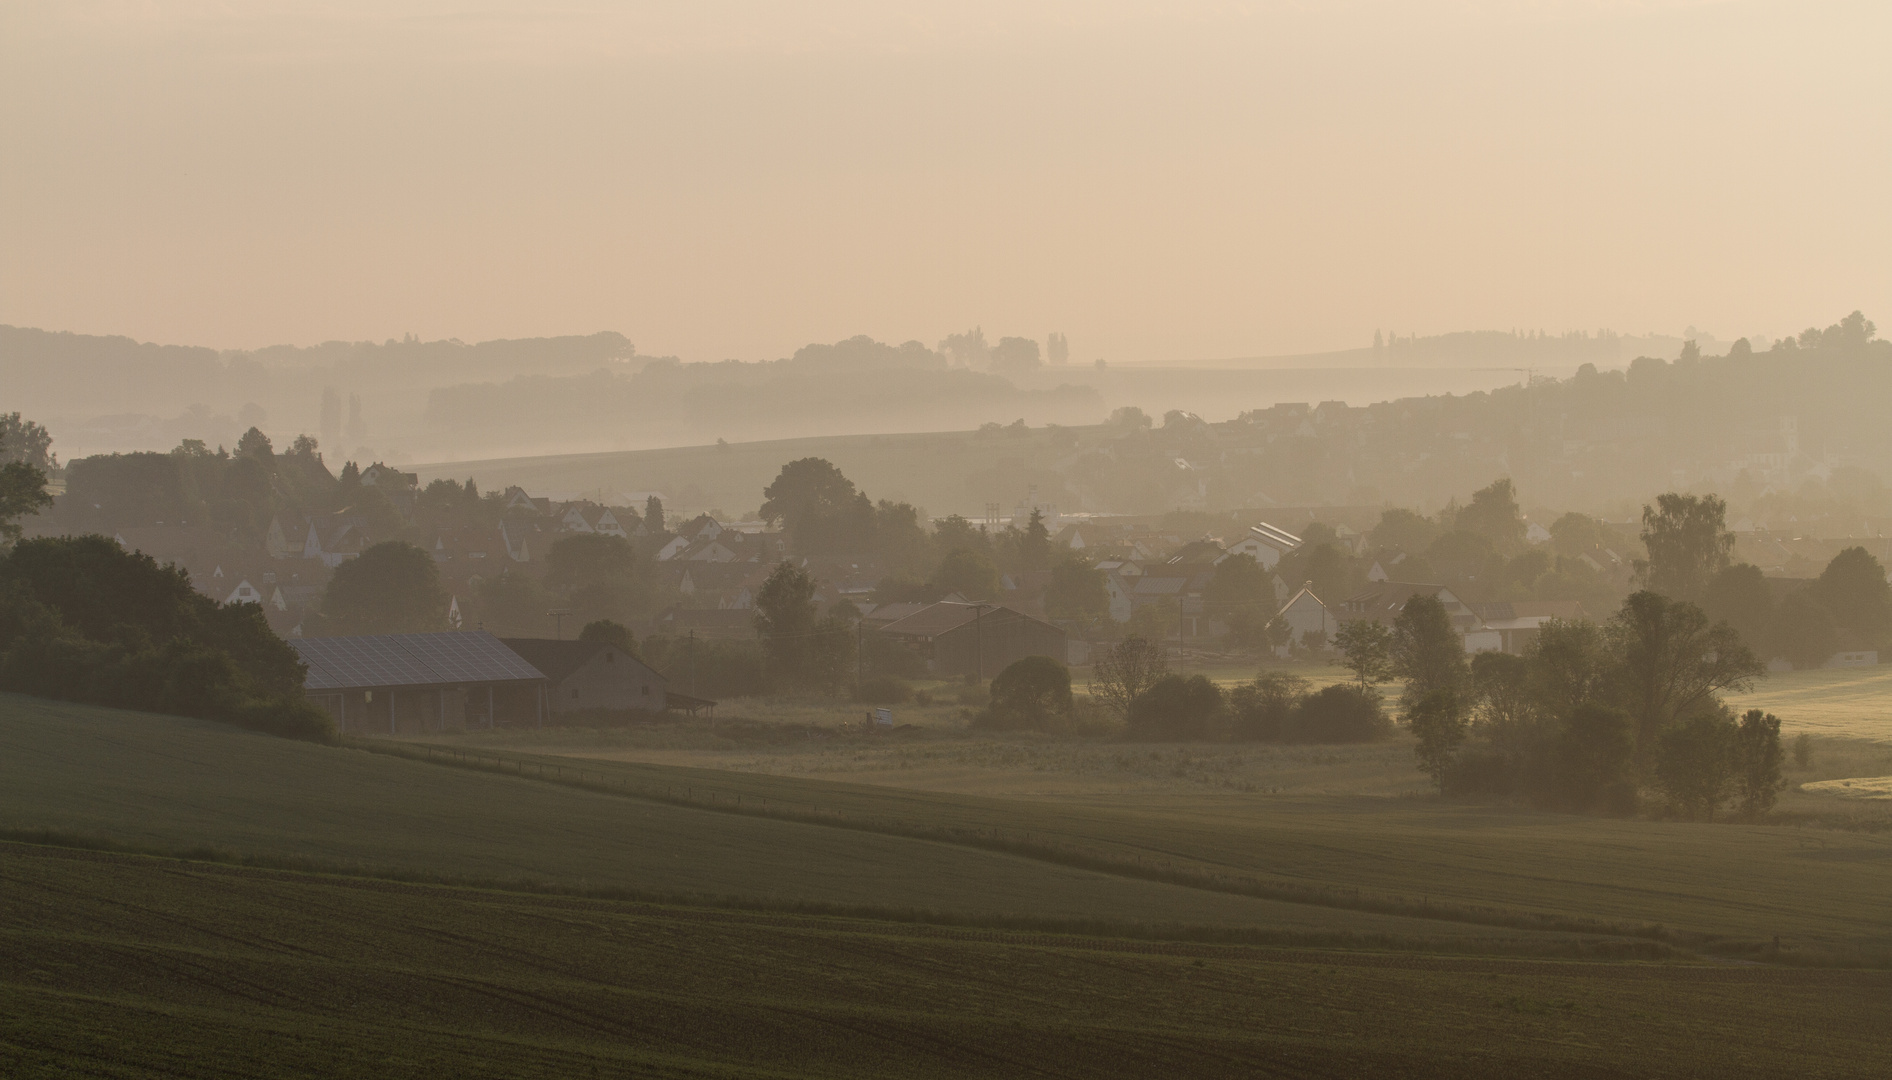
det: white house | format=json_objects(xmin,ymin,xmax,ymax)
[
  {"xmin": 1275, "ymin": 586, "xmax": 1337, "ymax": 653},
  {"xmin": 1341, "ymin": 581, "xmax": 1503, "ymax": 654},
  {"xmin": 223, "ymin": 577, "xmax": 265, "ymax": 606},
  {"xmin": 1227, "ymin": 521, "xmax": 1303, "ymax": 570}
]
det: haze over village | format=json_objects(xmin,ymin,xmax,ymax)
[{"xmin": 3, "ymin": 3, "xmax": 1891, "ymax": 1077}]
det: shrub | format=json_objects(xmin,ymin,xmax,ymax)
[
  {"xmin": 1550, "ymin": 703, "xmax": 1636, "ymax": 814},
  {"xmin": 1125, "ymin": 674, "xmax": 1225, "ymax": 740},
  {"xmin": 854, "ymin": 675, "xmax": 914, "ymax": 705},
  {"xmin": 1288, "ymin": 683, "xmax": 1390, "ymax": 744},
  {"xmin": 578, "ymin": 619, "xmax": 635, "ymax": 652},
  {"xmin": 1090, "ymin": 636, "xmax": 1168, "ymax": 716},
  {"xmin": 1227, "ymin": 671, "xmax": 1307, "ymax": 742},
  {"xmin": 231, "ymin": 696, "xmax": 338, "ymax": 741},
  {"xmin": 1655, "ymin": 711, "xmax": 1737, "ymax": 820},
  {"xmin": 1439, "ymin": 744, "xmax": 1522, "ymax": 797},
  {"xmin": 1407, "ymin": 688, "xmax": 1468, "ymax": 781},
  {"xmin": 978, "ymin": 655, "xmax": 1073, "ymax": 731},
  {"xmin": 0, "ymin": 537, "xmax": 332, "ymax": 742},
  {"xmin": 1732, "ymin": 709, "xmax": 1785, "ymax": 819}
]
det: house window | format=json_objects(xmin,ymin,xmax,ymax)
[
  {"xmin": 606, "ymin": 653, "xmax": 614, "ymax": 663},
  {"xmin": 571, "ymin": 689, "xmax": 579, "ymax": 700},
  {"xmin": 642, "ymin": 685, "xmax": 650, "ymax": 696}
]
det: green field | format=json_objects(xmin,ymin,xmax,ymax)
[
  {"xmin": 1727, "ymin": 666, "xmax": 1892, "ymax": 741},
  {"xmin": 9, "ymin": 694, "xmax": 1892, "ymax": 951},
  {"xmin": 381, "ymin": 737, "xmax": 1892, "ymax": 955},
  {"xmin": 7, "ymin": 842, "xmax": 1891, "ymax": 1080},
  {"xmin": 7, "ymin": 691, "xmax": 1892, "ymax": 1076},
  {"xmin": 0, "ymin": 695, "xmax": 1573, "ymax": 942}
]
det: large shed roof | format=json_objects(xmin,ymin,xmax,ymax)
[
  {"xmin": 292, "ymin": 631, "xmax": 545, "ymax": 691},
  {"xmin": 878, "ymin": 602, "xmax": 1056, "ymax": 639},
  {"xmin": 500, "ymin": 638, "xmax": 666, "ymax": 687}
]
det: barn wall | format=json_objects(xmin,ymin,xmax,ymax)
[
  {"xmin": 551, "ymin": 649, "xmax": 667, "ymax": 713},
  {"xmin": 930, "ymin": 613, "xmax": 1067, "ymax": 680}
]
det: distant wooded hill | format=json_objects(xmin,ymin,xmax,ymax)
[
  {"xmin": 419, "ymin": 314, "xmax": 1892, "ymax": 522},
  {"xmin": 9, "ymin": 316, "xmax": 1889, "ymax": 520}
]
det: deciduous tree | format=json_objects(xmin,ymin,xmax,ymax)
[
  {"xmin": 320, "ymin": 541, "xmax": 449, "ymax": 635},
  {"xmin": 1809, "ymin": 546, "xmax": 1892, "ymax": 639},
  {"xmin": 1089, "ymin": 636, "xmax": 1168, "ymax": 716},
  {"xmin": 754, "ymin": 561, "xmax": 818, "ymax": 686},
  {"xmin": 761, "ymin": 458, "xmax": 874, "ymax": 555},
  {"xmin": 1125, "ymin": 673, "xmax": 1225, "ymax": 740},
  {"xmin": 0, "ymin": 460, "xmax": 52, "ymax": 545},
  {"xmin": 1655, "ymin": 712, "xmax": 1736, "ymax": 820},
  {"xmin": 1333, "ymin": 618, "xmax": 1392, "ymax": 686},
  {"xmin": 982, "ymin": 655, "xmax": 1073, "ymax": 730},
  {"xmin": 1452, "ymin": 478, "xmax": 1526, "ymax": 551},
  {"xmin": 579, "ymin": 619, "xmax": 635, "ymax": 653},
  {"xmin": 1390, "ymin": 593, "xmax": 1469, "ymax": 710},
  {"xmin": 545, "ymin": 533, "xmax": 649, "ymax": 624},
  {"xmin": 1408, "ymin": 688, "xmax": 1468, "ymax": 783},
  {"xmin": 1636, "ymin": 493, "xmax": 1733, "ymax": 602},
  {"xmin": 1732, "ymin": 709, "xmax": 1785, "ymax": 819},
  {"xmin": 1044, "ymin": 553, "xmax": 1109, "ymax": 625},
  {"xmin": 1609, "ymin": 591, "xmax": 1763, "ymax": 758},
  {"xmin": 931, "ymin": 547, "xmax": 1001, "ymax": 601},
  {"xmin": 1203, "ymin": 553, "xmax": 1274, "ymax": 645}
]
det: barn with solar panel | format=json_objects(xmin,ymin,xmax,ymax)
[{"xmin": 291, "ymin": 631, "xmax": 550, "ymax": 734}]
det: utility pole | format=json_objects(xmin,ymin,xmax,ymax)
[
  {"xmin": 857, "ymin": 620, "xmax": 864, "ymax": 686},
  {"xmin": 689, "ymin": 629, "xmax": 697, "ymax": 697},
  {"xmin": 545, "ymin": 608, "xmax": 572, "ymax": 640}
]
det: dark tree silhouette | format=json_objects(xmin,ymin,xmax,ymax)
[{"xmin": 320, "ymin": 541, "xmax": 449, "ymax": 635}]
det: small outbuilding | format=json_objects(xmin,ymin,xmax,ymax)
[
  {"xmin": 500, "ymin": 638, "xmax": 669, "ymax": 714},
  {"xmin": 877, "ymin": 601, "xmax": 1068, "ymax": 680}
]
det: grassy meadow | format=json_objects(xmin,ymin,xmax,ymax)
[
  {"xmin": 10, "ymin": 843, "xmax": 1890, "ymax": 1080},
  {"xmin": 385, "ymin": 734, "xmax": 1892, "ymax": 956},
  {"xmin": 1726, "ymin": 665, "xmax": 1892, "ymax": 741},
  {"xmin": 0, "ymin": 694, "xmax": 1578, "ymax": 942},
  {"xmin": 8, "ymin": 689, "xmax": 1892, "ymax": 1075},
  {"xmin": 8, "ymin": 692, "xmax": 1886, "ymax": 954}
]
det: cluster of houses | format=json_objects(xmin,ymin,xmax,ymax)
[
  {"xmin": 1073, "ymin": 518, "xmax": 1593, "ymax": 658},
  {"xmin": 113, "ymin": 471, "xmax": 669, "ymax": 638},
  {"xmin": 83, "ymin": 453, "xmax": 1889, "ymax": 715}
]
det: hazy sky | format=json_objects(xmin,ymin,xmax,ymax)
[{"xmin": 3, "ymin": 1, "xmax": 1888, "ymax": 362}]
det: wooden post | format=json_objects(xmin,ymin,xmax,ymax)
[{"xmin": 487, "ymin": 685, "xmax": 495, "ymax": 730}]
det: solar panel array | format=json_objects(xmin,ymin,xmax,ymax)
[{"xmin": 293, "ymin": 631, "xmax": 546, "ymax": 691}]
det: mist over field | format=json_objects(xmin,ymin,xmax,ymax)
[
  {"xmin": 5, "ymin": 3, "xmax": 1892, "ymax": 1078},
  {"xmin": 2, "ymin": 322, "xmax": 1697, "ymax": 462}
]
